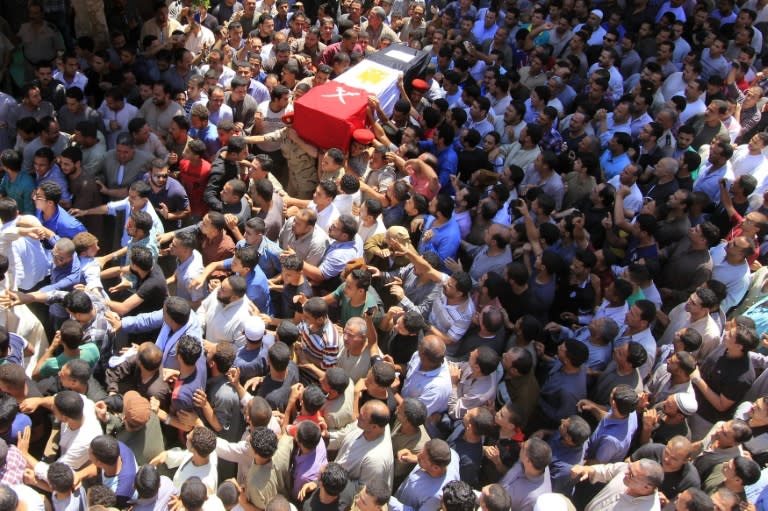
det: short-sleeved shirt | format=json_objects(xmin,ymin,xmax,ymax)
[
  {"xmin": 133, "ymin": 265, "xmax": 169, "ymax": 316},
  {"xmin": 143, "ymin": 174, "xmax": 190, "ymax": 231},
  {"xmin": 331, "ymin": 284, "xmax": 382, "ymax": 326},
  {"xmin": 696, "ymin": 354, "xmax": 754, "ymax": 423},
  {"xmin": 38, "ymin": 343, "xmax": 100, "ymax": 379}
]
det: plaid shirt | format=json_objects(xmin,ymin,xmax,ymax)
[
  {"xmin": 0, "ymin": 446, "xmax": 26, "ymax": 485},
  {"xmin": 540, "ymin": 127, "xmax": 564, "ymax": 155}
]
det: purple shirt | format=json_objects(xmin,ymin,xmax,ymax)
[{"xmin": 292, "ymin": 440, "xmax": 328, "ymax": 499}]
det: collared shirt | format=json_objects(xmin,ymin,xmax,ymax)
[
  {"xmin": 0, "ymin": 172, "xmax": 35, "ymax": 214},
  {"xmin": 548, "ymin": 433, "xmax": 586, "ymax": 493},
  {"xmin": 449, "ymin": 362, "xmax": 499, "ymax": 419},
  {"xmin": 106, "ymin": 198, "xmax": 165, "ymax": 248},
  {"xmin": 35, "ymin": 164, "xmax": 72, "ymax": 203},
  {"xmin": 615, "ymin": 326, "xmax": 657, "ymax": 380},
  {"xmin": 394, "ymin": 449, "xmax": 461, "ymax": 511},
  {"xmin": 418, "ymin": 216, "xmax": 461, "ymax": 266},
  {"xmin": 600, "ymin": 150, "xmax": 631, "ymax": 181},
  {"xmin": 500, "ymin": 462, "xmax": 552, "ymax": 511},
  {"xmin": 539, "ymin": 361, "xmax": 588, "ymax": 425},
  {"xmin": 429, "ymin": 275, "xmax": 474, "ymax": 345},
  {"xmin": 4, "ymin": 219, "xmax": 48, "ymax": 291},
  {"xmin": 142, "ymin": 174, "xmax": 189, "ymax": 231},
  {"xmin": 197, "ymin": 291, "xmax": 253, "ymax": 347},
  {"xmin": 175, "ymin": 251, "xmax": 206, "ymax": 304},
  {"xmin": 278, "ymin": 219, "xmax": 329, "ymax": 267},
  {"xmin": 586, "ymin": 462, "xmax": 659, "ymax": 511},
  {"xmin": 401, "ymin": 351, "xmax": 452, "ymax": 416},
  {"xmin": 243, "ymin": 265, "xmax": 272, "ymax": 316},
  {"xmin": 585, "ymin": 411, "xmax": 638, "ymax": 463},
  {"xmin": 318, "ymin": 239, "xmax": 362, "ymax": 280},
  {"xmin": 693, "ymin": 162, "xmax": 734, "ymax": 204}
]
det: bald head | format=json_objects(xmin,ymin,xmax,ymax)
[{"xmin": 419, "ymin": 335, "xmax": 445, "ymax": 369}]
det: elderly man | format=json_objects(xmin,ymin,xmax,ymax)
[
  {"xmin": 571, "ymin": 458, "xmax": 665, "ymax": 511},
  {"xmin": 400, "ymin": 336, "xmax": 452, "ymax": 419},
  {"xmin": 335, "ymin": 400, "xmax": 395, "ymax": 491},
  {"xmin": 197, "ymin": 275, "xmax": 253, "ymax": 347},
  {"xmin": 361, "ymin": 7, "xmax": 400, "ymax": 48}
]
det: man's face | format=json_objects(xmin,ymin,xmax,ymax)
[
  {"xmin": 217, "ymin": 280, "xmax": 235, "ymax": 305},
  {"xmin": 59, "ymin": 157, "xmax": 77, "ymax": 176},
  {"xmin": 32, "ymin": 157, "xmax": 52, "ymax": 177},
  {"xmin": 127, "ymin": 190, "xmax": 146, "ymax": 211},
  {"xmin": 150, "ymin": 167, "xmax": 169, "ymax": 189},
  {"xmin": 677, "ymin": 131, "xmax": 694, "ymax": 150},
  {"xmin": 231, "ymin": 85, "xmax": 247, "ymax": 103},
  {"xmin": 51, "ymin": 246, "xmax": 74, "ymax": 268},
  {"xmin": 152, "ymin": 85, "xmax": 167, "ymax": 106},
  {"xmin": 35, "ymin": 67, "xmax": 52, "ymax": 86},
  {"xmin": 133, "ymin": 123, "xmax": 151, "ymax": 144}
]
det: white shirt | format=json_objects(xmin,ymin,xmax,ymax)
[
  {"xmin": 309, "ymin": 202, "xmax": 340, "ymax": 234},
  {"xmin": 175, "ymin": 250, "xmax": 206, "ymax": 304},
  {"xmin": 34, "ymin": 395, "xmax": 102, "ymax": 482},
  {"xmin": 184, "ymin": 24, "xmax": 215, "ymax": 57},
  {"xmin": 731, "ymin": 146, "xmax": 768, "ymax": 189},
  {"xmin": 710, "ymin": 242, "xmax": 750, "ymax": 313},
  {"xmin": 679, "ymin": 97, "xmax": 706, "ymax": 125},
  {"xmin": 97, "ymin": 100, "xmax": 139, "ymax": 149},
  {"xmin": 608, "ymin": 175, "xmax": 643, "ymax": 215},
  {"xmin": 166, "ymin": 448, "xmax": 219, "ymax": 495},
  {"xmin": 197, "ymin": 290, "xmax": 254, "ymax": 347},
  {"xmin": 358, "ymin": 216, "xmax": 386, "ymax": 243}
]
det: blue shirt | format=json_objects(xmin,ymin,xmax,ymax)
[
  {"xmin": 394, "ymin": 449, "xmax": 461, "ymax": 511},
  {"xmin": 548, "ymin": 431, "xmax": 586, "ymax": 493},
  {"xmin": 190, "ymin": 124, "xmax": 221, "ymax": 160},
  {"xmin": 41, "ymin": 256, "xmax": 81, "ymax": 294},
  {"xmin": 35, "ymin": 164, "xmax": 72, "ymax": 203},
  {"xmin": 224, "ymin": 238, "xmax": 282, "ymax": 279},
  {"xmin": 418, "ymin": 216, "xmax": 461, "ymax": 267},
  {"xmin": 318, "ymin": 240, "xmax": 360, "ymax": 280},
  {"xmin": 242, "ymin": 265, "xmax": 272, "ymax": 316},
  {"xmin": 0, "ymin": 172, "xmax": 35, "ymax": 214},
  {"xmin": 107, "ymin": 198, "xmax": 165, "ymax": 248},
  {"xmin": 586, "ymin": 411, "xmax": 638, "ymax": 464},
  {"xmin": 539, "ymin": 360, "xmax": 588, "ymax": 425},
  {"xmin": 121, "ymin": 310, "xmax": 204, "ymax": 371},
  {"xmin": 101, "ymin": 442, "xmax": 138, "ymax": 505},
  {"xmin": 418, "ymin": 140, "xmax": 458, "ymax": 194},
  {"xmin": 693, "ymin": 163, "xmax": 733, "ymax": 204},
  {"xmin": 37, "ymin": 205, "xmax": 87, "ymax": 242},
  {"xmin": 401, "ymin": 351, "xmax": 452, "ymax": 416},
  {"xmin": 599, "ymin": 149, "xmax": 631, "ymax": 180}
]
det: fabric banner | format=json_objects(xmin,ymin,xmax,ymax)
[{"xmin": 292, "ymin": 81, "xmax": 369, "ymax": 152}]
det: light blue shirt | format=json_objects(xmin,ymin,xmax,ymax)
[
  {"xmin": 693, "ymin": 162, "xmax": 734, "ymax": 205},
  {"xmin": 393, "ymin": 449, "xmax": 461, "ymax": 511},
  {"xmin": 584, "ymin": 411, "xmax": 638, "ymax": 463},
  {"xmin": 175, "ymin": 250, "xmax": 206, "ymax": 303},
  {"xmin": 120, "ymin": 310, "xmax": 204, "ymax": 372},
  {"xmin": 4, "ymin": 219, "xmax": 49, "ymax": 291},
  {"xmin": 318, "ymin": 239, "xmax": 363, "ymax": 280},
  {"xmin": 599, "ymin": 150, "xmax": 631, "ymax": 181},
  {"xmin": 401, "ymin": 351, "xmax": 452, "ymax": 416},
  {"xmin": 106, "ymin": 198, "xmax": 165, "ymax": 248}
]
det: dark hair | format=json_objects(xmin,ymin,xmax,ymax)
[
  {"xmin": 301, "ymin": 384, "xmax": 326, "ymax": 414},
  {"xmin": 296, "ymin": 420, "xmax": 322, "ymax": 450},
  {"xmin": 135, "ymin": 465, "xmax": 161, "ymax": 499},
  {"xmin": 441, "ymin": 481, "xmax": 476, "ymax": 511},
  {"xmin": 48, "ymin": 462, "xmax": 74, "ymax": 493},
  {"xmin": 320, "ymin": 462, "xmax": 349, "ymax": 496},
  {"xmin": 90, "ymin": 435, "xmax": 120, "ymax": 465},
  {"xmin": 164, "ymin": 296, "xmax": 191, "ymax": 326},
  {"xmin": 325, "ymin": 367, "xmax": 350, "ymax": 394},
  {"xmin": 54, "ymin": 390, "xmax": 84, "ymax": 421},
  {"xmin": 250, "ymin": 427, "xmax": 278, "ymax": 458},
  {"xmin": 59, "ymin": 319, "xmax": 84, "ymax": 350},
  {"xmin": 180, "ymin": 477, "xmax": 207, "ymax": 510},
  {"xmin": 177, "ymin": 335, "xmax": 202, "ymax": 366},
  {"xmin": 129, "ymin": 245, "xmax": 153, "ymax": 272},
  {"xmin": 612, "ymin": 384, "xmax": 639, "ymax": 416},
  {"xmin": 267, "ymin": 342, "xmax": 291, "ymax": 372}
]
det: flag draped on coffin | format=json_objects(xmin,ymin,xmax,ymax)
[
  {"xmin": 292, "ymin": 81, "xmax": 369, "ymax": 152},
  {"xmin": 333, "ymin": 59, "xmax": 401, "ymax": 116}
]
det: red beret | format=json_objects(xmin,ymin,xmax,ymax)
[
  {"xmin": 411, "ymin": 78, "xmax": 429, "ymax": 92},
  {"xmin": 352, "ymin": 128, "xmax": 375, "ymax": 144}
]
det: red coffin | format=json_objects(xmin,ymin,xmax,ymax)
[{"xmin": 293, "ymin": 82, "xmax": 369, "ymax": 152}]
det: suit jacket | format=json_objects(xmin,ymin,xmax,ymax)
[
  {"xmin": 225, "ymin": 93, "xmax": 258, "ymax": 134},
  {"xmin": 96, "ymin": 149, "xmax": 154, "ymax": 189}
]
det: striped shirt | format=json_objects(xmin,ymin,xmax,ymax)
[
  {"xmin": 428, "ymin": 274, "xmax": 474, "ymax": 343},
  {"xmin": 298, "ymin": 319, "xmax": 340, "ymax": 369}
]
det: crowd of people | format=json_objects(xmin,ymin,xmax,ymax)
[{"xmin": 2, "ymin": 0, "xmax": 768, "ymax": 510}]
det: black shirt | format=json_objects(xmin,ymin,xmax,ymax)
[
  {"xmin": 134, "ymin": 265, "xmax": 169, "ymax": 316},
  {"xmin": 696, "ymin": 354, "xmax": 754, "ymax": 423},
  {"xmin": 258, "ymin": 363, "xmax": 300, "ymax": 413},
  {"xmin": 632, "ymin": 443, "xmax": 700, "ymax": 500}
]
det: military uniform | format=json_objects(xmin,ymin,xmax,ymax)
[{"xmin": 261, "ymin": 127, "xmax": 318, "ymax": 199}]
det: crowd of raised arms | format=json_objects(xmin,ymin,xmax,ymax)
[{"xmin": 5, "ymin": 0, "xmax": 768, "ymax": 510}]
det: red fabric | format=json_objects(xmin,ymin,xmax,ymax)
[
  {"xmin": 293, "ymin": 82, "xmax": 369, "ymax": 152},
  {"xmin": 178, "ymin": 158, "xmax": 212, "ymax": 218}
]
